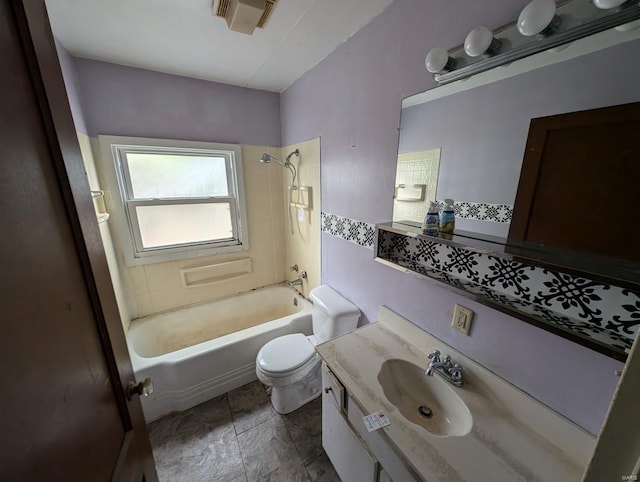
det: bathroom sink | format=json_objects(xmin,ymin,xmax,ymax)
[{"xmin": 377, "ymin": 359, "xmax": 472, "ymax": 437}]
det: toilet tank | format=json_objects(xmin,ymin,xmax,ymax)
[{"xmin": 309, "ymin": 285, "xmax": 361, "ymax": 343}]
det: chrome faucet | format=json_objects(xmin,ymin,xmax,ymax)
[
  {"xmin": 425, "ymin": 350, "xmax": 464, "ymax": 387},
  {"xmin": 289, "ymin": 271, "xmax": 307, "ymax": 287}
]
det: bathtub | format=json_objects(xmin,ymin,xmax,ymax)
[{"xmin": 127, "ymin": 285, "xmax": 312, "ymax": 422}]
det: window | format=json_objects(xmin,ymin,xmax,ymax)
[{"xmin": 99, "ymin": 136, "xmax": 248, "ymax": 265}]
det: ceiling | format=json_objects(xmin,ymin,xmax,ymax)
[{"xmin": 45, "ymin": 0, "xmax": 392, "ymax": 93}]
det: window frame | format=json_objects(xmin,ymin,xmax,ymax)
[{"xmin": 98, "ymin": 136, "xmax": 249, "ymax": 266}]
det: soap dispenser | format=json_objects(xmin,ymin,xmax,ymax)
[
  {"xmin": 422, "ymin": 201, "xmax": 439, "ymax": 236},
  {"xmin": 439, "ymin": 199, "xmax": 455, "ymax": 234}
]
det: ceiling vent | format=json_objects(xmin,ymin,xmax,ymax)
[{"xmin": 213, "ymin": 0, "xmax": 278, "ymax": 35}]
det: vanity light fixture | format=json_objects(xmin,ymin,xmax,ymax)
[
  {"xmin": 427, "ymin": 0, "xmax": 640, "ymax": 85},
  {"xmin": 464, "ymin": 26, "xmax": 501, "ymax": 57},
  {"xmin": 517, "ymin": 0, "xmax": 560, "ymax": 36},
  {"xmin": 425, "ymin": 47, "xmax": 454, "ymax": 73}
]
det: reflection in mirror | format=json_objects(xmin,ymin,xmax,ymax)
[
  {"xmin": 387, "ymin": 26, "xmax": 640, "ymax": 360},
  {"xmin": 394, "ymin": 27, "xmax": 640, "ymax": 238},
  {"xmin": 392, "ymin": 148, "xmax": 440, "ymax": 225}
]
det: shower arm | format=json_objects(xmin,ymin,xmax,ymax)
[
  {"xmin": 259, "ymin": 150, "xmax": 299, "ymax": 183},
  {"xmin": 259, "ymin": 149, "xmax": 300, "ymax": 235},
  {"xmin": 268, "ymin": 157, "xmax": 289, "ymax": 167}
]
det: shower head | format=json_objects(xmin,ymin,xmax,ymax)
[
  {"xmin": 259, "ymin": 153, "xmax": 286, "ymax": 166},
  {"xmin": 258, "ymin": 149, "xmax": 299, "ymax": 167}
]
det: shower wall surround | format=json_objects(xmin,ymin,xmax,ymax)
[
  {"xmin": 58, "ymin": 51, "xmax": 288, "ymax": 330},
  {"xmin": 121, "ymin": 144, "xmax": 287, "ymax": 317},
  {"xmin": 283, "ymin": 138, "xmax": 322, "ymax": 298},
  {"xmin": 281, "ymin": 0, "xmax": 629, "ymax": 435}
]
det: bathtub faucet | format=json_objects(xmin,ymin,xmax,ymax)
[{"xmin": 289, "ymin": 271, "xmax": 307, "ymax": 287}]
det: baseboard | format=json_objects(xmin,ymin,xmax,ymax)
[{"xmin": 141, "ymin": 362, "xmax": 257, "ymax": 422}]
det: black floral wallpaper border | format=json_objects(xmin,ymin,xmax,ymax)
[
  {"xmin": 321, "ymin": 212, "xmax": 376, "ymax": 249},
  {"xmin": 435, "ymin": 200, "xmax": 513, "ymax": 223}
]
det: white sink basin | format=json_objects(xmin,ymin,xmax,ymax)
[{"xmin": 377, "ymin": 359, "xmax": 473, "ymax": 437}]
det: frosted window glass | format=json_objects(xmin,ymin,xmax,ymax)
[
  {"xmin": 136, "ymin": 204, "xmax": 233, "ymax": 248},
  {"xmin": 127, "ymin": 154, "xmax": 229, "ymax": 199}
]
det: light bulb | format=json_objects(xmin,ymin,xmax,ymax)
[
  {"xmin": 518, "ymin": 0, "xmax": 558, "ymax": 36},
  {"xmin": 464, "ymin": 26, "xmax": 498, "ymax": 57},
  {"xmin": 593, "ymin": 0, "xmax": 628, "ymax": 8},
  {"xmin": 425, "ymin": 47, "xmax": 452, "ymax": 73}
]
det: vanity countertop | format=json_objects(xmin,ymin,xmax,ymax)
[{"xmin": 315, "ymin": 306, "xmax": 596, "ymax": 482}]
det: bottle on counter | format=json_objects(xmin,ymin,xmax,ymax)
[
  {"xmin": 422, "ymin": 201, "xmax": 439, "ymax": 236},
  {"xmin": 439, "ymin": 198, "xmax": 456, "ymax": 234}
]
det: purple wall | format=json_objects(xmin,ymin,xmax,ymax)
[
  {"xmin": 74, "ymin": 59, "xmax": 281, "ymax": 146},
  {"xmin": 283, "ymin": 0, "xmax": 624, "ymax": 435},
  {"xmin": 55, "ymin": 39, "xmax": 88, "ymax": 134}
]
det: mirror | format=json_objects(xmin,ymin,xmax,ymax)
[
  {"xmin": 394, "ymin": 27, "xmax": 640, "ymax": 238},
  {"xmin": 387, "ymin": 27, "xmax": 640, "ymax": 360}
]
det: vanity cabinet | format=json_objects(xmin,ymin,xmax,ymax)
[
  {"xmin": 347, "ymin": 398, "xmax": 419, "ymax": 482},
  {"xmin": 317, "ymin": 310, "xmax": 596, "ymax": 481},
  {"xmin": 321, "ymin": 363, "xmax": 419, "ymax": 482},
  {"xmin": 322, "ymin": 363, "xmax": 378, "ymax": 482}
]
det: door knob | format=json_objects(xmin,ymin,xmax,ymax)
[{"xmin": 127, "ymin": 377, "xmax": 153, "ymax": 399}]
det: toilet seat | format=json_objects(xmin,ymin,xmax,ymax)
[{"xmin": 256, "ymin": 333, "xmax": 314, "ymax": 374}]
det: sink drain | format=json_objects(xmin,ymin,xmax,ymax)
[{"xmin": 418, "ymin": 405, "xmax": 433, "ymax": 418}]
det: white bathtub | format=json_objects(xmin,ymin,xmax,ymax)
[{"xmin": 127, "ymin": 285, "xmax": 312, "ymax": 421}]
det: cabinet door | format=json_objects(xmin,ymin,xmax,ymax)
[
  {"xmin": 322, "ymin": 366, "xmax": 378, "ymax": 482},
  {"xmin": 348, "ymin": 398, "xmax": 420, "ymax": 482}
]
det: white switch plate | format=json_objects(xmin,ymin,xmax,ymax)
[{"xmin": 452, "ymin": 304, "xmax": 473, "ymax": 335}]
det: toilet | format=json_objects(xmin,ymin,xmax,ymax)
[{"xmin": 256, "ymin": 285, "xmax": 360, "ymax": 414}]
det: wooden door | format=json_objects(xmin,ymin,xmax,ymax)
[
  {"xmin": 0, "ymin": 1, "xmax": 157, "ymax": 480},
  {"xmin": 509, "ymin": 101, "xmax": 640, "ymax": 262}
]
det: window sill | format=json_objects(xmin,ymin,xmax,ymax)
[{"xmin": 124, "ymin": 242, "xmax": 248, "ymax": 267}]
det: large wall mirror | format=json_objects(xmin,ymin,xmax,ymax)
[
  {"xmin": 394, "ymin": 27, "xmax": 640, "ymax": 238},
  {"xmin": 386, "ymin": 26, "xmax": 640, "ymax": 360}
]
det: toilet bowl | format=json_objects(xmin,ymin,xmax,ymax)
[
  {"xmin": 255, "ymin": 285, "xmax": 360, "ymax": 414},
  {"xmin": 256, "ymin": 333, "xmax": 321, "ymax": 414}
]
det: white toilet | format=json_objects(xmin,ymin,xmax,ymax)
[{"xmin": 255, "ymin": 285, "xmax": 360, "ymax": 414}]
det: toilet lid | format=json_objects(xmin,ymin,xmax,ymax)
[{"xmin": 257, "ymin": 333, "xmax": 314, "ymax": 373}]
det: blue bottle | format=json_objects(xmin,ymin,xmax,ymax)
[
  {"xmin": 439, "ymin": 199, "xmax": 455, "ymax": 234},
  {"xmin": 422, "ymin": 201, "xmax": 439, "ymax": 236}
]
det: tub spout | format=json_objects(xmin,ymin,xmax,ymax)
[{"xmin": 289, "ymin": 271, "xmax": 307, "ymax": 287}]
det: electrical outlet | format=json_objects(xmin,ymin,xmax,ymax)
[{"xmin": 451, "ymin": 304, "xmax": 473, "ymax": 335}]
